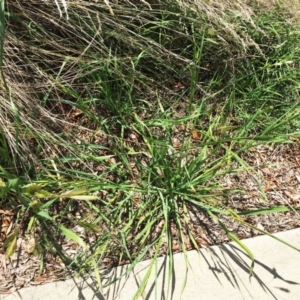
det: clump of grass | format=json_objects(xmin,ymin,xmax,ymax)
[{"xmin": 1, "ymin": 0, "xmax": 300, "ymax": 298}]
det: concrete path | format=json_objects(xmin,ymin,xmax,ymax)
[{"xmin": 2, "ymin": 228, "xmax": 300, "ymax": 300}]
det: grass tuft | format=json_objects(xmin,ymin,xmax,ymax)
[{"xmin": 1, "ymin": 0, "xmax": 300, "ymax": 296}]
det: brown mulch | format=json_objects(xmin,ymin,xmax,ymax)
[
  {"xmin": 189, "ymin": 142, "xmax": 300, "ymax": 246},
  {"xmin": 1, "ymin": 142, "xmax": 300, "ymax": 295}
]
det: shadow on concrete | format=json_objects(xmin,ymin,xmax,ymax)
[
  {"xmin": 97, "ymin": 240, "xmax": 300, "ymax": 300},
  {"xmin": 144, "ymin": 255, "xmax": 177, "ymax": 300},
  {"xmin": 69, "ymin": 275, "xmax": 106, "ymax": 300},
  {"xmin": 200, "ymin": 243, "xmax": 300, "ymax": 300}
]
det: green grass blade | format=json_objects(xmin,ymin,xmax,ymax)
[{"xmin": 208, "ymin": 211, "xmax": 255, "ymax": 279}]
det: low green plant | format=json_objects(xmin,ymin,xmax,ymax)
[{"xmin": 1, "ymin": 0, "xmax": 300, "ymax": 298}]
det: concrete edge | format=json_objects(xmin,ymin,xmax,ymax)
[{"xmin": 2, "ymin": 228, "xmax": 300, "ymax": 300}]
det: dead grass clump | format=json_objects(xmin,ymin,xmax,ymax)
[{"xmin": 1, "ymin": 0, "xmax": 300, "ymax": 170}]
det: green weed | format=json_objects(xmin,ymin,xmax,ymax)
[{"xmin": 1, "ymin": 0, "xmax": 300, "ymax": 298}]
